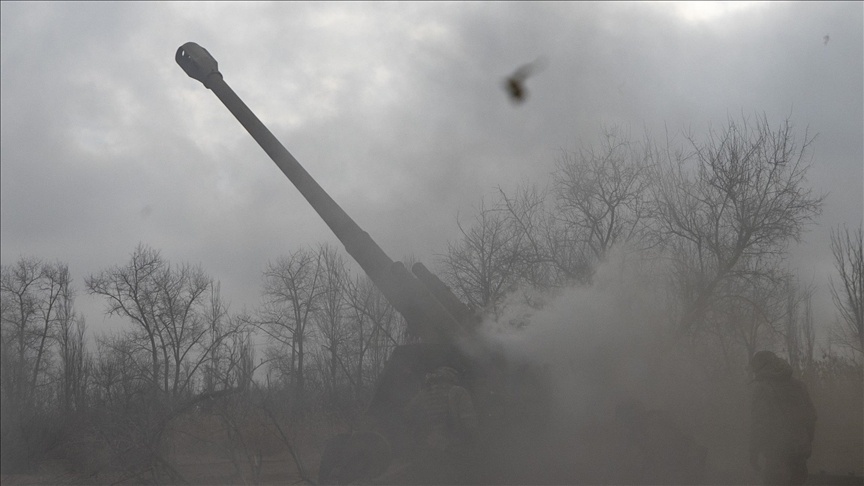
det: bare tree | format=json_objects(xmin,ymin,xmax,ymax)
[
  {"xmin": 202, "ymin": 282, "xmax": 231, "ymax": 393},
  {"xmin": 496, "ymin": 183, "xmax": 591, "ymax": 292},
  {"xmin": 799, "ymin": 287, "xmax": 816, "ymax": 370},
  {"xmin": 87, "ymin": 247, "xmax": 246, "ymax": 483},
  {"xmin": 1, "ymin": 257, "xmax": 44, "ymax": 411},
  {"xmin": 1, "ymin": 258, "xmax": 79, "ymax": 472},
  {"xmin": 492, "ymin": 127, "xmax": 652, "ymax": 296},
  {"xmin": 86, "ymin": 244, "xmax": 229, "ymax": 399},
  {"xmin": 829, "ymin": 224, "xmax": 864, "ymax": 356},
  {"xmin": 651, "ymin": 115, "xmax": 824, "ymax": 333},
  {"xmin": 553, "ymin": 125, "xmax": 654, "ymax": 262},
  {"xmin": 86, "ymin": 245, "xmax": 164, "ymax": 394},
  {"xmin": 700, "ymin": 265, "xmax": 788, "ymax": 369},
  {"xmin": 91, "ymin": 331, "xmax": 151, "ymax": 408},
  {"xmin": 202, "ymin": 287, "xmax": 253, "ymax": 394},
  {"xmin": 258, "ymin": 246, "xmax": 325, "ymax": 395},
  {"xmin": 781, "ymin": 278, "xmax": 817, "ymax": 370},
  {"xmin": 344, "ymin": 273, "xmax": 404, "ymax": 402},
  {"xmin": 439, "ymin": 198, "xmax": 526, "ymax": 319},
  {"xmin": 153, "ymin": 261, "xmax": 211, "ymax": 398},
  {"xmin": 1, "ymin": 258, "xmax": 74, "ymax": 410},
  {"xmin": 57, "ymin": 304, "xmax": 90, "ymax": 414},
  {"xmin": 313, "ymin": 244, "xmax": 351, "ymax": 399}
]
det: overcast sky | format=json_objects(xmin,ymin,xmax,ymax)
[{"xmin": 2, "ymin": 1, "xmax": 862, "ymax": 338}]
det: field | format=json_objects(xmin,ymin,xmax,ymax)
[{"xmin": 1, "ymin": 365, "xmax": 861, "ymax": 485}]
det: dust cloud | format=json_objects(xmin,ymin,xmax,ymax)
[
  {"xmin": 464, "ymin": 250, "xmax": 746, "ymax": 483},
  {"xmin": 480, "ymin": 251, "xmax": 684, "ymax": 420}
]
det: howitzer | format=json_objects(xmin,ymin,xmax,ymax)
[
  {"xmin": 176, "ymin": 43, "xmax": 548, "ymax": 484},
  {"xmin": 176, "ymin": 42, "xmax": 474, "ymax": 344}
]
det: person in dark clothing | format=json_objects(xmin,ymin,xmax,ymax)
[{"xmin": 749, "ymin": 351, "xmax": 817, "ymax": 486}]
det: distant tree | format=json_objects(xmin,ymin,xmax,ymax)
[
  {"xmin": 86, "ymin": 246, "xmax": 163, "ymax": 395},
  {"xmin": 553, "ymin": 125, "xmax": 654, "ymax": 262},
  {"xmin": 86, "ymin": 244, "xmax": 230, "ymax": 398},
  {"xmin": 439, "ymin": 198, "xmax": 525, "ymax": 319},
  {"xmin": 1, "ymin": 258, "xmax": 78, "ymax": 471},
  {"xmin": 1, "ymin": 257, "xmax": 74, "ymax": 410},
  {"xmin": 89, "ymin": 331, "xmax": 183, "ymax": 483},
  {"xmin": 695, "ymin": 265, "xmax": 789, "ymax": 370},
  {"xmin": 91, "ymin": 331, "xmax": 150, "ymax": 408},
  {"xmin": 56, "ymin": 291, "xmax": 90, "ymax": 413},
  {"xmin": 651, "ymin": 115, "xmax": 824, "ymax": 334},
  {"xmin": 344, "ymin": 274, "xmax": 402, "ymax": 401},
  {"xmin": 202, "ymin": 286, "xmax": 253, "ymax": 393},
  {"xmin": 202, "ymin": 282, "xmax": 231, "ymax": 393},
  {"xmin": 496, "ymin": 183, "xmax": 590, "ymax": 293},
  {"xmin": 313, "ymin": 244, "xmax": 350, "ymax": 398},
  {"xmin": 715, "ymin": 273, "xmax": 818, "ymax": 371},
  {"xmin": 1, "ymin": 258, "xmax": 43, "ymax": 410},
  {"xmin": 829, "ymin": 224, "xmax": 864, "ymax": 356},
  {"xmin": 783, "ymin": 278, "xmax": 816, "ymax": 370},
  {"xmin": 87, "ymin": 247, "xmax": 246, "ymax": 483},
  {"xmin": 258, "ymin": 246, "xmax": 325, "ymax": 395},
  {"xmin": 490, "ymin": 127, "xmax": 651, "ymax": 300}
]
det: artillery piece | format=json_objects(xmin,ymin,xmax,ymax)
[{"xmin": 176, "ymin": 43, "xmax": 551, "ymax": 484}]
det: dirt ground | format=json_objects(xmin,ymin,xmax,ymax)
[{"xmin": 1, "ymin": 373, "xmax": 860, "ymax": 485}]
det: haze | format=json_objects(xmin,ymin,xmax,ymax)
[{"xmin": 1, "ymin": 2, "xmax": 862, "ymax": 483}]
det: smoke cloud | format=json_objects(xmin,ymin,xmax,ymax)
[{"xmin": 466, "ymin": 250, "xmax": 747, "ymax": 482}]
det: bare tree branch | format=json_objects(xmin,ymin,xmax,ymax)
[{"xmin": 829, "ymin": 224, "xmax": 864, "ymax": 355}]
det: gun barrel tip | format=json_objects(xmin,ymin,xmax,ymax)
[{"xmin": 175, "ymin": 42, "xmax": 220, "ymax": 86}]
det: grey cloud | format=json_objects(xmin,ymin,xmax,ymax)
[{"xmin": 1, "ymin": 1, "xmax": 861, "ymax": 336}]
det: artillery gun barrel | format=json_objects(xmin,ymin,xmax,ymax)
[{"xmin": 176, "ymin": 42, "xmax": 461, "ymax": 343}]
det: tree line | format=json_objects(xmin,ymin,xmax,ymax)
[
  {"xmin": 1, "ymin": 115, "xmax": 862, "ymax": 480},
  {"xmin": 441, "ymin": 116, "xmax": 860, "ymax": 367}
]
